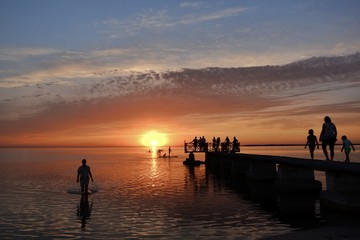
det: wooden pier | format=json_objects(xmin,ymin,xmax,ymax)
[{"xmin": 204, "ymin": 152, "xmax": 360, "ymax": 213}]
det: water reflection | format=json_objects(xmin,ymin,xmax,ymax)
[
  {"xmin": 151, "ymin": 146, "xmax": 158, "ymax": 179},
  {"xmin": 77, "ymin": 194, "xmax": 93, "ymax": 229},
  {"xmin": 204, "ymin": 165, "xmax": 324, "ymax": 230},
  {"xmin": 184, "ymin": 164, "xmax": 209, "ymax": 195}
]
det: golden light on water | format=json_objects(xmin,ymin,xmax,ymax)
[{"xmin": 141, "ymin": 130, "xmax": 167, "ymax": 147}]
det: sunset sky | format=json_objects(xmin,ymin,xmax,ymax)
[{"xmin": 0, "ymin": 0, "xmax": 359, "ymax": 147}]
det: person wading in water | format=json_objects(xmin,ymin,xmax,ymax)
[{"xmin": 77, "ymin": 159, "xmax": 94, "ymax": 195}]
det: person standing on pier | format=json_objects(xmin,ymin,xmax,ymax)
[
  {"xmin": 341, "ymin": 135, "xmax": 355, "ymax": 163},
  {"xmin": 191, "ymin": 137, "xmax": 198, "ymax": 151},
  {"xmin": 320, "ymin": 116, "xmax": 337, "ymax": 161},
  {"xmin": 232, "ymin": 136, "xmax": 239, "ymax": 153},
  {"xmin": 225, "ymin": 136, "xmax": 230, "ymax": 152},
  {"xmin": 212, "ymin": 137, "xmax": 217, "ymax": 151},
  {"xmin": 304, "ymin": 129, "xmax": 319, "ymax": 160},
  {"xmin": 216, "ymin": 137, "xmax": 221, "ymax": 152}
]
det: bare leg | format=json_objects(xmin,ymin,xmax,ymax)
[
  {"xmin": 345, "ymin": 153, "xmax": 350, "ymax": 163},
  {"xmin": 322, "ymin": 147, "xmax": 329, "ymax": 160},
  {"xmin": 330, "ymin": 151, "xmax": 334, "ymax": 161},
  {"xmin": 329, "ymin": 140, "xmax": 336, "ymax": 161},
  {"xmin": 84, "ymin": 183, "xmax": 89, "ymax": 195},
  {"xmin": 310, "ymin": 151, "xmax": 314, "ymax": 160}
]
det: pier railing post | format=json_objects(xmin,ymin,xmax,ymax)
[
  {"xmin": 276, "ymin": 164, "xmax": 321, "ymax": 193},
  {"xmin": 321, "ymin": 171, "xmax": 360, "ymax": 212}
]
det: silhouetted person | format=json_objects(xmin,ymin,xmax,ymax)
[
  {"xmin": 168, "ymin": 146, "xmax": 171, "ymax": 156},
  {"xmin": 232, "ymin": 136, "xmax": 239, "ymax": 153},
  {"xmin": 216, "ymin": 137, "xmax": 221, "ymax": 151},
  {"xmin": 157, "ymin": 149, "xmax": 164, "ymax": 157},
  {"xmin": 201, "ymin": 136, "xmax": 207, "ymax": 151},
  {"xmin": 77, "ymin": 159, "xmax": 94, "ymax": 194},
  {"xmin": 320, "ymin": 116, "xmax": 337, "ymax": 161},
  {"xmin": 212, "ymin": 137, "xmax": 216, "ymax": 151},
  {"xmin": 305, "ymin": 129, "xmax": 319, "ymax": 160},
  {"xmin": 191, "ymin": 137, "xmax": 198, "ymax": 151},
  {"xmin": 225, "ymin": 136, "xmax": 230, "ymax": 152},
  {"xmin": 341, "ymin": 135, "xmax": 355, "ymax": 163},
  {"xmin": 188, "ymin": 152, "xmax": 195, "ymax": 162}
]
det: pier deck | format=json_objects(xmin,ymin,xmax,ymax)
[{"xmin": 235, "ymin": 153, "xmax": 360, "ymax": 174}]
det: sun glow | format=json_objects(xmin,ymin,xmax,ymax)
[{"xmin": 141, "ymin": 130, "xmax": 167, "ymax": 147}]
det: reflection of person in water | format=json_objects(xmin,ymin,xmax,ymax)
[
  {"xmin": 77, "ymin": 194, "xmax": 93, "ymax": 229},
  {"xmin": 77, "ymin": 159, "xmax": 94, "ymax": 194}
]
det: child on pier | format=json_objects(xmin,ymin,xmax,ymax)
[
  {"xmin": 341, "ymin": 135, "xmax": 355, "ymax": 163},
  {"xmin": 305, "ymin": 129, "xmax": 319, "ymax": 160}
]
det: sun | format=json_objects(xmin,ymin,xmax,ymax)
[{"xmin": 141, "ymin": 130, "xmax": 167, "ymax": 147}]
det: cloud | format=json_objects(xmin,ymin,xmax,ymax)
[
  {"xmin": 180, "ymin": 2, "xmax": 203, "ymax": 9},
  {"xmin": 101, "ymin": 7, "xmax": 248, "ymax": 38},
  {"xmin": 0, "ymin": 63, "xmax": 97, "ymax": 88},
  {"xmin": 1, "ymin": 60, "xmax": 359, "ymax": 145},
  {"xmin": 102, "ymin": 9, "xmax": 173, "ymax": 38},
  {"xmin": 179, "ymin": 7, "xmax": 247, "ymax": 25},
  {"xmin": 0, "ymin": 48, "xmax": 61, "ymax": 62}
]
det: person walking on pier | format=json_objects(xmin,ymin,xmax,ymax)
[
  {"xmin": 341, "ymin": 135, "xmax": 355, "ymax": 163},
  {"xmin": 305, "ymin": 129, "xmax": 319, "ymax": 160},
  {"xmin": 320, "ymin": 116, "xmax": 337, "ymax": 161}
]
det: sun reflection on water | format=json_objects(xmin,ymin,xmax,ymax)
[{"xmin": 151, "ymin": 146, "xmax": 158, "ymax": 179}]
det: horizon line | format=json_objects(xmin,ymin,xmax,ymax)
[{"xmin": 1, "ymin": 143, "xmax": 357, "ymax": 148}]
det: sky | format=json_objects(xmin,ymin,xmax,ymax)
[{"xmin": 0, "ymin": 0, "xmax": 359, "ymax": 147}]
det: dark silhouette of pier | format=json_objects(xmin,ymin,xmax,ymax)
[{"xmin": 204, "ymin": 151, "xmax": 360, "ymax": 213}]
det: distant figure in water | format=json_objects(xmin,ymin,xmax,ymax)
[
  {"xmin": 341, "ymin": 135, "xmax": 355, "ymax": 163},
  {"xmin": 304, "ymin": 129, "xmax": 319, "ymax": 160},
  {"xmin": 320, "ymin": 116, "xmax": 337, "ymax": 161},
  {"xmin": 77, "ymin": 159, "xmax": 94, "ymax": 194},
  {"xmin": 168, "ymin": 146, "xmax": 171, "ymax": 156}
]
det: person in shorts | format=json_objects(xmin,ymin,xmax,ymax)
[
  {"xmin": 341, "ymin": 135, "xmax": 355, "ymax": 163},
  {"xmin": 305, "ymin": 129, "xmax": 319, "ymax": 160},
  {"xmin": 319, "ymin": 116, "xmax": 337, "ymax": 161},
  {"xmin": 77, "ymin": 159, "xmax": 94, "ymax": 194}
]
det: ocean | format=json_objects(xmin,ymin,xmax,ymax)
[{"xmin": 0, "ymin": 146, "xmax": 359, "ymax": 239}]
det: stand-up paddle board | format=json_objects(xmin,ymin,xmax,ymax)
[{"xmin": 67, "ymin": 187, "xmax": 99, "ymax": 195}]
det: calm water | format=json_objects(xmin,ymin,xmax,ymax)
[{"xmin": 0, "ymin": 146, "xmax": 359, "ymax": 239}]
